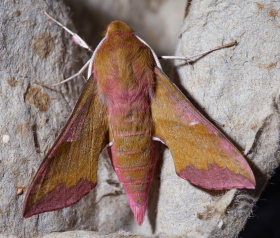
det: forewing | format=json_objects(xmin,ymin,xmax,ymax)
[
  {"xmin": 23, "ymin": 76, "xmax": 108, "ymax": 217},
  {"xmin": 151, "ymin": 67, "xmax": 255, "ymax": 190}
]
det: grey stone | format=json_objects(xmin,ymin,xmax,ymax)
[
  {"xmin": 0, "ymin": 0, "xmax": 91, "ymax": 237},
  {"xmin": 42, "ymin": 230, "xmax": 151, "ymax": 238},
  {"xmin": 172, "ymin": 0, "xmax": 280, "ymax": 237}
]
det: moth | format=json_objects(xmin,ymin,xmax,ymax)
[{"xmin": 23, "ymin": 14, "xmax": 256, "ymax": 225}]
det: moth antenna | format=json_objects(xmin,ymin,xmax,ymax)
[
  {"xmin": 44, "ymin": 11, "xmax": 93, "ymax": 52},
  {"xmin": 159, "ymin": 41, "xmax": 238, "ymax": 63},
  {"xmin": 50, "ymin": 59, "xmax": 91, "ymax": 86}
]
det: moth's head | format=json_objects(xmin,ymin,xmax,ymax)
[{"xmin": 106, "ymin": 21, "xmax": 134, "ymax": 36}]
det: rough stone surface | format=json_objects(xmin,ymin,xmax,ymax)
[
  {"xmin": 1, "ymin": 0, "xmax": 280, "ymax": 238},
  {"xmin": 0, "ymin": 0, "xmax": 89, "ymax": 237},
  {"xmin": 173, "ymin": 0, "xmax": 280, "ymax": 237},
  {"xmin": 42, "ymin": 230, "xmax": 150, "ymax": 238}
]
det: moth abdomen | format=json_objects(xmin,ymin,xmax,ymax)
[{"xmin": 110, "ymin": 129, "xmax": 156, "ymax": 225}]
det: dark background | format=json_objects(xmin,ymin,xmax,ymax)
[{"xmin": 240, "ymin": 166, "xmax": 280, "ymax": 238}]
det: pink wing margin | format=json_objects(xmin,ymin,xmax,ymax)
[
  {"xmin": 151, "ymin": 67, "xmax": 256, "ymax": 190},
  {"xmin": 23, "ymin": 77, "xmax": 108, "ymax": 218}
]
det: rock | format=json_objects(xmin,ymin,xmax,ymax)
[
  {"xmin": 42, "ymin": 230, "xmax": 151, "ymax": 238},
  {"xmin": 172, "ymin": 0, "xmax": 280, "ymax": 237},
  {"xmin": 0, "ymin": 0, "xmax": 89, "ymax": 237}
]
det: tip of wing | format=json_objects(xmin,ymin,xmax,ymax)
[
  {"xmin": 242, "ymin": 174, "xmax": 256, "ymax": 189},
  {"xmin": 23, "ymin": 180, "xmax": 96, "ymax": 218},
  {"xmin": 23, "ymin": 209, "xmax": 32, "ymax": 218}
]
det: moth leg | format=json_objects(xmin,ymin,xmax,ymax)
[
  {"xmin": 51, "ymin": 59, "xmax": 91, "ymax": 86},
  {"xmin": 44, "ymin": 11, "xmax": 92, "ymax": 52},
  {"xmin": 159, "ymin": 41, "xmax": 237, "ymax": 63},
  {"xmin": 52, "ymin": 50, "xmax": 96, "ymax": 86}
]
